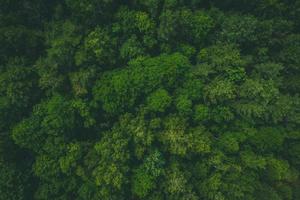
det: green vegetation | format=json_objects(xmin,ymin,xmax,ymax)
[{"xmin": 0, "ymin": 0, "xmax": 300, "ymax": 199}]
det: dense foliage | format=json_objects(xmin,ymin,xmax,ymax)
[{"xmin": 1, "ymin": 0, "xmax": 300, "ymax": 199}]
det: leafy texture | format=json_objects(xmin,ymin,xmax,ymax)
[{"xmin": 1, "ymin": 1, "xmax": 299, "ymax": 200}]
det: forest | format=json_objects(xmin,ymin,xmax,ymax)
[{"xmin": 0, "ymin": 0, "xmax": 300, "ymax": 199}]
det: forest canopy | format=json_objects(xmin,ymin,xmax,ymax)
[{"xmin": 0, "ymin": 0, "xmax": 300, "ymax": 199}]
